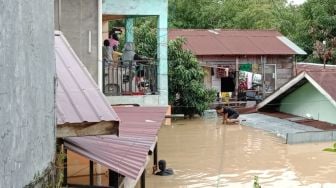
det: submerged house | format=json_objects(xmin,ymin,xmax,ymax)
[
  {"xmin": 169, "ymin": 29, "xmax": 306, "ymax": 100},
  {"xmin": 257, "ymin": 70, "xmax": 336, "ymax": 125},
  {"xmin": 56, "ymin": 32, "xmax": 167, "ymax": 187},
  {"xmin": 54, "ymin": 0, "xmax": 168, "ymax": 106}
]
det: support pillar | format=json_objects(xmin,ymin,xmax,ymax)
[
  {"xmin": 109, "ymin": 170, "xmax": 119, "ymax": 187},
  {"xmin": 125, "ymin": 17, "xmax": 134, "ymax": 43},
  {"xmin": 141, "ymin": 169, "xmax": 146, "ymax": 188},
  {"xmin": 63, "ymin": 147, "xmax": 67, "ymax": 186},
  {"xmin": 153, "ymin": 143, "xmax": 158, "ymax": 166},
  {"xmin": 90, "ymin": 161, "xmax": 94, "ymax": 186},
  {"xmin": 157, "ymin": 14, "xmax": 168, "ymax": 105},
  {"xmin": 262, "ymin": 56, "xmax": 266, "ymax": 99},
  {"xmin": 235, "ymin": 57, "xmax": 239, "ymax": 100}
]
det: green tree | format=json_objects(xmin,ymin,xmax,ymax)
[
  {"xmin": 133, "ymin": 19, "xmax": 157, "ymax": 58},
  {"xmin": 132, "ymin": 18, "xmax": 216, "ymax": 116},
  {"xmin": 298, "ymin": 0, "xmax": 336, "ymax": 63},
  {"xmin": 168, "ymin": 38, "xmax": 216, "ymax": 116}
]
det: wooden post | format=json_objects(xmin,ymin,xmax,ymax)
[
  {"xmin": 262, "ymin": 56, "xmax": 266, "ymax": 99},
  {"xmin": 154, "ymin": 143, "xmax": 158, "ymax": 166},
  {"xmin": 90, "ymin": 161, "xmax": 94, "ymax": 186},
  {"xmin": 235, "ymin": 57, "xmax": 239, "ymax": 100},
  {"xmin": 109, "ymin": 170, "xmax": 118, "ymax": 187},
  {"xmin": 141, "ymin": 169, "xmax": 146, "ymax": 188},
  {"xmin": 63, "ymin": 147, "xmax": 67, "ymax": 186}
]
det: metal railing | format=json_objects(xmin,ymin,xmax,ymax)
[{"xmin": 102, "ymin": 59, "xmax": 158, "ymax": 96}]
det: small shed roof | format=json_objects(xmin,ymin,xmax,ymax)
[
  {"xmin": 65, "ymin": 106, "xmax": 167, "ymax": 180},
  {"xmin": 55, "ymin": 31, "xmax": 119, "ymax": 137},
  {"xmin": 169, "ymin": 29, "xmax": 306, "ymax": 56},
  {"xmin": 257, "ymin": 71, "xmax": 336, "ymax": 110}
]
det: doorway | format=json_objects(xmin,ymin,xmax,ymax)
[{"xmin": 264, "ymin": 64, "xmax": 276, "ymax": 93}]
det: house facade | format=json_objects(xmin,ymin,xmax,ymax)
[
  {"xmin": 54, "ymin": 0, "xmax": 168, "ymax": 106},
  {"xmin": 0, "ymin": 0, "xmax": 55, "ymax": 186},
  {"xmin": 53, "ymin": 1, "xmax": 169, "ymax": 187},
  {"xmin": 169, "ymin": 29, "xmax": 306, "ymax": 100}
]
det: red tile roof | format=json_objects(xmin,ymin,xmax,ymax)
[
  {"xmin": 169, "ymin": 29, "xmax": 304, "ymax": 55},
  {"xmin": 55, "ymin": 32, "xmax": 119, "ymax": 125}
]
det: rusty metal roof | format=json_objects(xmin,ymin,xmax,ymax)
[
  {"xmin": 169, "ymin": 29, "xmax": 306, "ymax": 55},
  {"xmin": 296, "ymin": 62, "xmax": 336, "ymax": 74},
  {"xmin": 65, "ymin": 106, "xmax": 167, "ymax": 180},
  {"xmin": 295, "ymin": 63, "xmax": 336, "ymax": 102},
  {"xmin": 55, "ymin": 32, "xmax": 119, "ymax": 125},
  {"xmin": 307, "ymin": 71, "xmax": 336, "ymax": 103},
  {"xmin": 114, "ymin": 106, "xmax": 168, "ymax": 138}
]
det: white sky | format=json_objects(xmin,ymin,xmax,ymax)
[{"xmin": 288, "ymin": 0, "xmax": 306, "ymax": 5}]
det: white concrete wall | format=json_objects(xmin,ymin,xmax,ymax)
[
  {"xmin": 0, "ymin": 0, "xmax": 55, "ymax": 186},
  {"xmin": 54, "ymin": 0, "xmax": 99, "ymax": 82}
]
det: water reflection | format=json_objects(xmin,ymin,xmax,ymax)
[{"xmin": 146, "ymin": 118, "xmax": 336, "ymax": 188}]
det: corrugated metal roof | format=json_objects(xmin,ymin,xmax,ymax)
[
  {"xmin": 296, "ymin": 63, "xmax": 336, "ymax": 74},
  {"xmin": 307, "ymin": 71, "xmax": 336, "ymax": 103},
  {"xmin": 55, "ymin": 32, "xmax": 119, "ymax": 125},
  {"xmin": 64, "ymin": 106, "xmax": 167, "ymax": 180},
  {"xmin": 114, "ymin": 106, "xmax": 168, "ymax": 138},
  {"xmin": 169, "ymin": 29, "xmax": 305, "ymax": 55},
  {"xmin": 277, "ymin": 36, "xmax": 307, "ymax": 55}
]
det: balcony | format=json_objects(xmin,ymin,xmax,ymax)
[{"xmin": 102, "ymin": 60, "xmax": 158, "ymax": 96}]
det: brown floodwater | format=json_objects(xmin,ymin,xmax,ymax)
[{"xmin": 146, "ymin": 118, "xmax": 336, "ymax": 188}]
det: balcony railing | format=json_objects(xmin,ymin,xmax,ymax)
[{"xmin": 102, "ymin": 60, "xmax": 158, "ymax": 96}]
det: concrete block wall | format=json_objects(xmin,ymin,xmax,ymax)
[
  {"xmin": 0, "ymin": 0, "xmax": 55, "ymax": 187},
  {"xmin": 54, "ymin": 0, "xmax": 99, "ymax": 82}
]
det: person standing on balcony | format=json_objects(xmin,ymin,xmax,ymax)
[
  {"xmin": 112, "ymin": 45, "xmax": 122, "ymax": 67},
  {"xmin": 108, "ymin": 28, "xmax": 122, "ymax": 49},
  {"xmin": 121, "ymin": 42, "xmax": 143, "ymax": 66},
  {"xmin": 121, "ymin": 42, "xmax": 148, "ymax": 93},
  {"xmin": 102, "ymin": 39, "xmax": 113, "ymax": 64}
]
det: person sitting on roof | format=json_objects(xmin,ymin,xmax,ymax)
[{"xmin": 155, "ymin": 160, "xmax": 174, "ymax": 176}]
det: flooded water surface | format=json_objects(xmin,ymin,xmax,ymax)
[{"xmin": 146, "ymin": 118, "xmax": 336, "ymax": 188}]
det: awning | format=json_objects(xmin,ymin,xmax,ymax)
[
  {"xmin": 64, "ymin": 106, "xmax": 167, "ymax": 180},
  {"xmin": 55, "ymin": 31, "xmax": 119, "ymax": 137}
]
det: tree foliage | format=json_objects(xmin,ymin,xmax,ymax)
[
  {"xmin": 168, "ymin": 38, "xmax": 217, "ymax": 115},
  {"xmin": 300, "ymin": 0, "xmax": 336, "ymax": 63},
  {"xmin": 168, "ymin": 0, "xmax": 336, "ymax": 64},
  {"xmin": 132, "ymin": 18, "xmax": 216, "ymax": 116}
]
